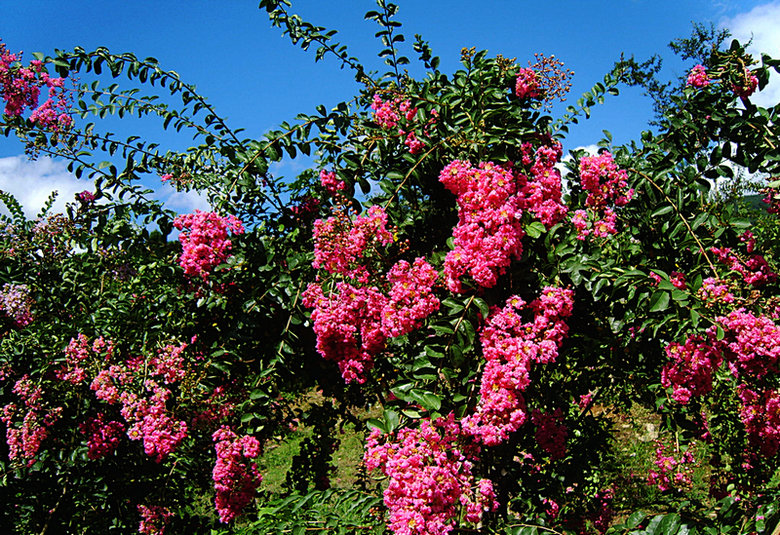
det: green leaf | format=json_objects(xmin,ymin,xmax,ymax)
[
  {"xmin": 651, "ymin": 205, "xmax": 674, "ymax": 218},
  {"xmin": 525, "ymin": 221, "xmax": 546, "ymax": 239},
  {"xmin": 649, "ymin": 291, "xmax": 670, "ymax": 312},
  {"xmin": 627, "ymin": 511, "xmax": 646, "ymax": 529},
  {"xmin": 420, "ymin": 393, "xmax": 441, "ymax": 411}
]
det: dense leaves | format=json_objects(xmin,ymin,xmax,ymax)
[{"xmin": 1, "ymin": 2, "xmax": 779, "ymax": 534}]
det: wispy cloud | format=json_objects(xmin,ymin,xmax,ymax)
[
  {"xmin": 0, "ymin": 155, "xmax": 90, "ymax": 219},
  {"xmin": 0, "ymin": 155, "xmax": 211, "ymax": 221},
  {"xmin": 722, "ymin": 1, "xmax": 780, "ymax": 107}
]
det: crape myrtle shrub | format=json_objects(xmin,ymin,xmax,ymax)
[{"xmin": 1, "ymin": 0, "xmax": 780, "ymax": 533}]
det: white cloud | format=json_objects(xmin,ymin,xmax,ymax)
[
  {"xmin": 0, "ymin": 155, "xmax": 211, "ymax": 222},
  {"xmin": 722, "ymin": 2, "xmax": 780, "ymax": 107},
  {"xmin": 157, "ymin": 188, "xmax": 211, "ymax": 214},
  {"xmin": 0, "ymin": 155, "xmax": 91, "ymax": 219}
]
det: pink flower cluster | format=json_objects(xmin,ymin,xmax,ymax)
[
  {"xmin": 76, "ymin": 190, "xmax": 95, "ymax": 203},
  {"xmin": 520, "ymin": 142, "xmax": 569, "ymax": 227},
  {"xmin": 371, "ymin": 93, "xmax": 427, "ymax": 155},
  {"xmin": 661, "ymin": 335, "xmax": 722, "ymax": 405},
  {"xmin": 78, "ymin": 413, "xmax": 125, "ymax": 460},
  {"xmin": 371, "ymin": 93, "xmax": 416, "ymax": 130},
  {"xmin": 173, "ymin": 211, "xmax": 245, "ymax": 280},
  {"xmin": 58, "ymin": 335, "xmax": 190, "ymax": 463},
  {"xmin": 382, "ymin": 258, "xmax": 440, "ymax": 338},
  {"xmin": 302, "ymin": 257, "xmax": 439, "ymax": 383},
  {"xmin": 733, "ymin": 70, "xmax": 759, "ymax": 98},
  {"xmin": 137, "ymin": 504, "xmax": 173, "ymax": 535},
  {"xmin": 711, "ymin": 246, "xmax": 776, "ymax": 286},
  {"xmin": 698, "ymin": 277, "xmax": 734, "ymax": 306},
  {"xmin": 120, "ymin": 385, "xmax": 188, "ymax": 463},
  {"xmin": 148, "ymin": 342, "xmax": 188, "ymax": 384},
  {"xmin": 686, "ymin": 64, "xmax": 710, "ymax": 88},
  {"xmin": 462, "ymin": 287, "xmax": 574, "ymax": 446},
  {"xmin": 0, "ymin": 41, "xmax": 72, "ymax": 131},
  {"xmin": 364, "ymin": 414, "xmax": 497, "ymax": 535},
  {"xmin": 319, "ymin": 169, "xmax": 345, "ymax": 195},
  {"xmin": 662, "ymin": 310, "xmax": 780, "ymax": 456},
  {"xmin": 647, "ymin": 441, "xmax": 695, "ymax": 492},
  {"xmin": 55, "ymin": 334, "xmax": 114, "ymax": 385},
  {"xmin": 574, "ymin": 152, "xmax": 633, "ymax": 240},
  {"xmin": 1, "ymin": 376, "xmax": 62, "ymax": 466},
  {"xmin": 670, "ymin": 271, "xmax": 686, "ymax": 290},
  {"xmin": 312, "ymin": 205, "xmax": 394, "ymax": 282},
  {"xmin": 439, "ymin": 160, "xmax": 525, "ymax": 292},
  {"xmin": 515, "ymin": 67, "xmax": 541, "ymax": 99},
  {"xmin": 212, "ymin": 426, "xmax": 262, "ymax": 523},
  {"xmin": 302, "ymin": 281, "xmax": 387, "ymax": 383},
  {"xmin": 438, "ymin": 147, "xmax": 568, "ymax": 292},
  {"xmin": 737, "ymin": 385, "xmax": 780, "ymax": 457},
  {"xmin": 0, "ymin": 283, "xmax": 33, "ymax": 327},
  {"xmin": 762, "ymin": 181, "xmax": 780, "ymax": 214}
]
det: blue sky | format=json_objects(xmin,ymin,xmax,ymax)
[{"xmin": 1, "ymin": 1, "xmax": 779, "ymax": 216}]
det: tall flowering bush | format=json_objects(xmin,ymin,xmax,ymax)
[{"xmin": 0, "ymin": 4, "xmax": 779, "ymax": 535}]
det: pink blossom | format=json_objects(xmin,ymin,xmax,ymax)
[
  {"xmin": 312, "ymin": 205, "xmax": 394, "ymax": 282},
  {"xmin": 462, "ymin": 288, "xmax": 574, "ymax": 445},
  {"xmin": 365, "ymin": 415, "xmax": 497, "ymax": 535},
  {"xmin": 515, "ymin": 67, "xmax": 541, "ymax": 99},
  {"xmin": 137, "ymin": 504, "xmax": 173, "ymax": 535},
  {"xmin": 686, "ymin": 64, "xmax": 710, "ymax": 88},
  {"xmin": 319, "ymin": 169, "xmax": 345, "ymax": 194},
  {"xmin": 212, "ymin": 426, "xmax": 262, "ymax": 523},
  {"xmin": 173, "ymin": 211, "xmax": 244, "ymax": 280}
]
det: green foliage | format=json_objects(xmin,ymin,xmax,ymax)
[{"xmin": 1, "ymin": 2, "xmax": 779, "ymax": 534}]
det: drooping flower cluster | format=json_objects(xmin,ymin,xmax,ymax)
[
  {"xmin": 574, "ymin": 152, "xmax": 633, "ymax": 240},
  {"xmin": 120, "ymin": 385, "xmax": 188, "ymax": 463},
  {"xmin": 661, "ymin": 335, "xmax": 723, "ymax": 405},
  {"xmin": 0, "ymin": 41, "xmax": 72, "ymax": 131},
  {"xmin": 78, "ymin": 413, "xmax": 125, "ymax": 460},
  {"xmin": 515, "ymin": 67, "xmax": 541, "ymax": 100},
  {"xmin": 212, "ymin": 426, "xmax": 262, "ymax": 523},
  {"xmin": 55, "ymin": 335, "xmax": 191, "ymax": 463},
  {"xmin": 514, "ymin": 54, "xmax": 574, "ymax": 108},
  {"xmin": 370, "ymin": 92, "xmax": 428, "ymax": 154},
  {"xmin": 306, "ymin": 202, "xmax": 440, "ymax": 382},
  {"xmin": 647, "ymin": 441, "xmax": 696, "ymax": 492},
  {"xmin": 662, "ymin": 310, "xmax": 780, "ymax": 456},
  {"xmin": 319, "ymin": 169, "xmax": 345, "ymax": 194},
  {"xmin": 55, "ymin": 334, "xmax": 115, "ymax": 385},
  {"xmin": 711, "ymin": 245, "xmax": 776, "ymax": 287},
  {"xmin": 737, "ymin": 385, "xmax": 780, "ymax": 457},
  {"xmin": 462, "ymin": 287, "xmax": 574, "ymax": 446},
  {"xmin": 302, "ymin": 256, "xmax": 439, "ymax": 383},
  {"xmin": 148, "ymin": 342, "xmax": 188, "ymax": 384},
  {"xmin": 312, "ymin": 205, "xmax": 394, "ymax": 282},
  {"xmin": 364, "ymin": 414, "xmax": 497, "ymax": 535},
  {"xmin": 302, "ymin": 282, "xmax": 387, "ymax": 383},
  {"xmin": 137, "ymin": 504, "xmax": 173, "ymax": 535},
  {"xmin": 520, "ymin": 141, "xmax": 569, "ymax": 227},
  {"xmin": 0, "ymin": 283, "xmax": 33, "ymax": 327},
  {"xmin": 438, "ymin": 146, "xmax": 569, "ymax": 292},
  {"xmin": 686, "ymin": 64, "xmax": 711, "ymax": 88},
  {"xmin": 697, "ymin": 277, "xmax": 735, "ymax": 306},
  {"xmin": 381, "ymin": 258, "xmax": 441, "ymax": 338},
  {"xmin": 1, "ymin": 376, "xmax": 62, "ymax": 466},
  {"xmin": 439, "ymin": 160, "xmax": 525, "ymax": 292},
  {"xmin": 173, "ymin": 211, "xmax": 245, "ymax": 280}
]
